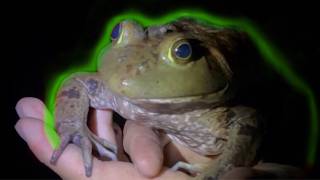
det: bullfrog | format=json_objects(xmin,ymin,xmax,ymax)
[{"xmin": 49, "ymin": 19, "xmax": 260, "ymax": 179}]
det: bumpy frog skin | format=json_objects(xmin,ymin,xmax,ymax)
[{"xmin": 50, "ymin": 19, "xmax": 260, "ymax": 179}]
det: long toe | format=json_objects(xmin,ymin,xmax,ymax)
[
  {"xmin": 80, "ymin": 136, "xmax": 93, "ymax": 177},
  {"xmin": 92, "ymin": 138, "xmax": 118, "ymax": 161},
  {"xmin": 50, "ymin": 135, "xmax": 71, "ymax": 164}
]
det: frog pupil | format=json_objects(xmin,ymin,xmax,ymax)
[
  {"xmin": 111, "ymin": 23, "xmax": 121, "ymax": 40},
  {"xmin": 175, "ymin": 43, "xmax": 191, "ymax": 59}
]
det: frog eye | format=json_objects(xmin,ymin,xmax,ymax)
[
  {"xmin": 173, "ymin": 41, "xmax": 192, "ymax": 61},
  {"xmin": 111, "ymin": 23, "xmax": 122, "ymax": 40},
  {"xmin": 110, "ymin": 21, "xmax": 145, "ymax": 46}
]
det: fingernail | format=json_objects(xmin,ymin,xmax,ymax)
[{"xmin": 15, "ymin": 121, "xmax": 27, "ymax": 142}]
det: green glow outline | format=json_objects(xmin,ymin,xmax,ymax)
[{"xmin": 44, "ymin": 9, "xmax": 318, "ymax": 166}]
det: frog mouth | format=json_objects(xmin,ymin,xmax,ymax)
[{"xmin": 123, "ymin": 83, "xmax": 232, "ymax": 113}]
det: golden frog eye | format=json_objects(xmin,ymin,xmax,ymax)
[{"xmin": 159, "ymin": 34, "xmax": 196, "ymax": 67}]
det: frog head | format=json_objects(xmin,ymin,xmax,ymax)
[{"xmin": 99, "ymin": 19, "xmax": 242, "ymax": 110}]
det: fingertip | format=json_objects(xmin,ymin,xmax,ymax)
[
  {"xmin": 132, "ymin": 142, "xmax": 163, "ymax": 178},
  {"xmin": 124, "ymin": 122, "xmax": 164, "ymax": 177},
  {"xmin": 15, "ymin": 118, "xmax": 56, "ymax": 161},
  {"xmin": 15, "ymin": 118, "xmax": 42, "ymax": 144},
  {"xmin": 15, "ymin": 119, "xmax": 27, "ymax": 142},
  {"xmin": 16, "ymin": 97, "xmax": 46, "ymax": 119}
]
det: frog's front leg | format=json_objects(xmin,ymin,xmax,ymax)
[
  {"xmin": 49, "ymin": 73, "xmax": 117, "ymax": 177},
  {"xmin": 196, "ymin": 106, "xmax": 260, "ymax": 180}
]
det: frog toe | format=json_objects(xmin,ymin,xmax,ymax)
[
  {"xmin": 93, "ymin": 138, "xmax": 118, "ymax": 160},
  {"xmin": 88, "ymin": 131, "xmax": 118, "ymax": 161},
  {"xmin": 50, "ymin": 134, "xmax": 71, "ymax": 165},
  {"xmin": 79, "ymin": 136, "xmax": 93, "ymax": 177},
  {"xmin": 171, "ymin": 161, "xmax": 201, "ymax": 176}
]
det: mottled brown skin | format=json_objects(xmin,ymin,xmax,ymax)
[{"xmin": 50, "ymin": 19, "xmax": 260, "ymax": 179}]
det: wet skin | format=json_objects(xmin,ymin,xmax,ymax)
[{"xmin": 50, "ymin": 19, "xmax": 260, "ymax": 179}]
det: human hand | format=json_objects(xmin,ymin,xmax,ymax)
[
  {"xmin": 15, "ymin": 97, "xmax": 188, "ymax": 180},
  {"xmin": 15, "ymin": 97, "xmax": 303, "ymax": 179}
]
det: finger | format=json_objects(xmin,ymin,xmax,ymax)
[
  {"xmin": 123, "ymin": 121, "xmax": 164, "ymax": 178},
  {"xmin": 89, "ymin": 109, "xmax": 128, "ymax": 161},
  {"xmin": 89, "ymin": 109, "xmax": 115, "ymax": 144},
  {"xmin": 15, "ymin": 118, "xmax": 96, "ymax": 179},
  {"xmin": 16, "ymin": 97, "xmax": 47, "ymax": 120},
  {"xmin": 15, "ymin": 118, "xmax": 189, "ymax": 180},
  {"xmin": 96, "ymin": 161, "xmax": 189, "ymax": 180}
]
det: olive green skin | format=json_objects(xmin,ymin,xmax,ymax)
[{"xmin": 99, "ymin": 20, "xmax": 228, "ymax": 99}]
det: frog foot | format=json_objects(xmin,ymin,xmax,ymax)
[
  {"xmin": 50, "ymin": 125, "xmax": 117, "ymax": 177},
  {"xmin": 171, "ymin": 161, "xmax": 201, "ymax": 176}
]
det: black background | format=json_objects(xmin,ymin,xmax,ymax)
[{"xmin": 4, "ymin": 0, "xmax": 320, "ymax": 178}]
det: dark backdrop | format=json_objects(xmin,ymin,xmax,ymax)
[{"xmin": 4, "ymin": 0, "xmax": 320, "ymax": 178}]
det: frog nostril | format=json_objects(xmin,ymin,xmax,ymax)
[
  {"xmin": 138, "ymin": 64, "xmax": 146, "ymax": 73},
  {"xmin": 137, "ymin": 60, "xmax": 150, "ymax": 73},
  {"xmin": 117, "ymin": 53, "xmax": 128, "ymax": 62},
  {"xmin": 121, "ymin": 80, "xmax": 129, "ymax": 86},
  {"xmin": 117, "ymin": 57, "xmax": 125, "ymax": 62}
]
